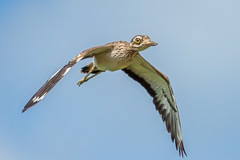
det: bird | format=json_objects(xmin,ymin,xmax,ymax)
[{"xmin": 23, "ymin": 35, "xmax": 187, "ymax": 157}]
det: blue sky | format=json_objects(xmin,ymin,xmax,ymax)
[{"xmin": 1, "ymin": 0, "xmax": 240, "ymax": 159}]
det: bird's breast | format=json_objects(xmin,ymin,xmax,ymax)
[{"xmin": 93, "ymin": 47, "xmax": 137, "ymax": 71}]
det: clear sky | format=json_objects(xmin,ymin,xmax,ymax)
[{"xmin": 0, "ymin": 0, "xmax": 240, "ymax": 159}]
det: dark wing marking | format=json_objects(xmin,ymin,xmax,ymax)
[
  {"xmin": 22, "ymin": 45, "xmax": 113, "ymax": 112},
  {"xmin": 122, "ymin": 54, "xmax": 186, "ymax": 157}
]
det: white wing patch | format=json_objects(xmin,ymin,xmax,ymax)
[
  {"xmin": 49, "ymin": 69, "xmax": 61, "ymax": 80},
  {"xmin": 63, "ymin": 67, "xmax": 71, "ymax": 76},
  {"xmin": 32, "ymin": 92, "xmax": 47, "ymax": 103}
]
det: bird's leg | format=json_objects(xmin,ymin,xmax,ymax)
[
  {"xmin": 77, "ymin": 66, "xmax": 95, "ymax": 86},
  {"xmin": 85, "ymin": 71, "xmax": 102, "ymax": 83},
  {"xmin": 77, "ymin": 66, "xmax": 102, "ymax": 86},
  {"xmin": 77, "ymin": 71, "xmax": 102, "ymax": 86}
]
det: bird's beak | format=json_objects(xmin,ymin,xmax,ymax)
[{"xmin": 146, "ymin": 41, "xmax": 158, "ymax": 46}]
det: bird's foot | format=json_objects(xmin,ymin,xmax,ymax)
[{"xmin": 77, "ymin": 78, "xmax": 87, "ymax": 86}]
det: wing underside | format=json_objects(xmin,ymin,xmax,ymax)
[{"xmin": 122, "ymin": 54, "xmax": 186, "ymax": 156}]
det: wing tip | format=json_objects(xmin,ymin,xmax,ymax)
[
  {"xmin": 177, "ymin": 141, "xmax": 187, "ymax": 157},
  {"xmin": 22, "ymin": 98, "xmax": 38, "ymax": 113},
  {"xmin": 22, "ymin": 103, "xmax": 33, "ymax": 113}
]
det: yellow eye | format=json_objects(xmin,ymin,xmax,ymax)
[{"xmin": 135, "ymin": 38, "xmax": 141, "ymax": 44}]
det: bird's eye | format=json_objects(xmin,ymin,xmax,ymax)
[{"xmin": 135, "ymin": 38, "xmax": 141, "ymax": 44}]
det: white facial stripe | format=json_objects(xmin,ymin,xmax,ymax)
[
  {"xmin": 134, "ymin": 36, "xmax": 142, "ymax": 41},
  {"xmin": 132, "ymin": 44, "xmax": 140, "ymax": 48}
]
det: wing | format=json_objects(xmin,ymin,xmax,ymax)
[
  {"xmin": 122, "ymin": 54, "xmax": 186, "ymax": 157},
  {"xmin": 22, "ymin": 44, "xmax": 113, "ymax": 112}
]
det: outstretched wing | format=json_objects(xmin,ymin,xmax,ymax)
[
  {"xmin": 22, "ymin": 45, "xmax": 113, "ymax": 112},
  {"xmin": 122, "ymin": 54, "xmax": 186, "ymax": 157}
]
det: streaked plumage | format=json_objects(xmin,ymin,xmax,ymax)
[{"xmin": 23, "ymin": 35, "xmax": 186, "ymax": 157}]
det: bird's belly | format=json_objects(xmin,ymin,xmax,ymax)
[{"xmin": 93, "ymin": 52, "xmax": 133, "ymax": 71}]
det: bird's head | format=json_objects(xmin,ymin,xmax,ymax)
[{"xmin": 130, "ymin": 35, "xmax": 157, "ymax": 51}]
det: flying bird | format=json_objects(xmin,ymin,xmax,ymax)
[{"xmin": 23, "ymin": 35, "xmax": 186, "ymax": 157}]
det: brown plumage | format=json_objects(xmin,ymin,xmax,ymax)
[{"xmin": 23, "ymin": 35, "xmax": 186, "ymax": 157}]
